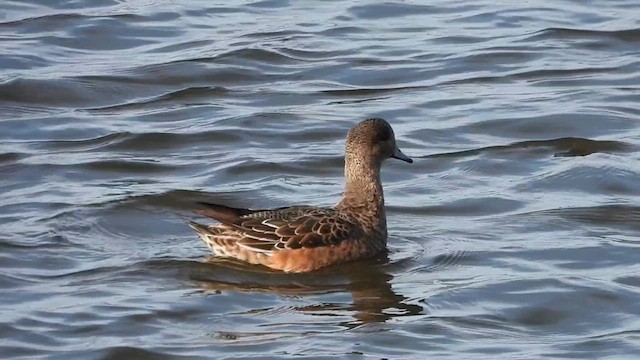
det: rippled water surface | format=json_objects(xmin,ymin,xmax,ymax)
[{"xmin": 2, "ymin": 0, "xmax": 640, "ymax": 358}]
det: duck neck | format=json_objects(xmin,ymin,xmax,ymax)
[{"xmin": 337, "ymin": 155, "xmax": 386, "ymax": 228}]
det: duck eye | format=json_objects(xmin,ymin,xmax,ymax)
[{"xmin": 376, "ymin": 128, "xmax": 391, "ymax": 143}]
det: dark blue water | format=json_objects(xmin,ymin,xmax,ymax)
[{"xmin": 2, "ymin": 1, "xmax": 640, "ymax": 359}]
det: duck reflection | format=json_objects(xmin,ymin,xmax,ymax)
[{"xmin": 188, "ymin": 253, "xmax": 423, "ymax": 325}]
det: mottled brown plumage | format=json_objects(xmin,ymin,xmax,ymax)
[{"xmin": 189, "ymin": 118, "xmax": 413, "ymax": 272}]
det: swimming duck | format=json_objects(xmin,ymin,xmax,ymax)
[{"xmin": 189, "ymin": 118, "xmax": 413, "ymax": 272}]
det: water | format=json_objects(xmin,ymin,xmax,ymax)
[{"xmin": 1, "ymin": 0, "xmax": 640, "ymax": 358}]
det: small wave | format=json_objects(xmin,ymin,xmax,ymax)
[
  {"xmin": 349, "ymin": 3, "xmax": 442, "ymax": 20},
  {"xmin": 384, "ymin": 236, "xmax": 425, "ymax": 270},
  {"xmin": 37, "ymin": 132, "xmax": 128, "ymax": 151},
  {"xmin": 82, "ymin": 86, "xmax": 233, "ymax": 113},
  {"xmin": 80, "ymin": 159, "xmax": 178, "ymax": 173},
  {"xmin": 165, "ymin": 47, "xmax": 308, "ymax": 66},
  {"xmin": 389, "ymin": 197, "xmax": 524, "ymax": 217},
  {"xmin": 421, "ymin": 137, "xmax": 633, "ymax": 159},
  {"xmin": 0, "ymin": 12, "xmax": 140, "ymax": 28},
  {"xmin": 82, "ymin": 64, "xmax": 267, "ymax": 87},
  {"xmin": 321, "ymin": 85, "xmax": 425, "ymax": 97},
  {"xmin": 528, "ymin": 27, "xmax": 640, "ymax": 43},
  {"xmin": 239, "ymin": 29, "xmax": 310, "ymax": 40},
  {"xmin": 445, "ymin": 65, "xmax": 629, "ymax": 88},
  {"xmin": 454, "ymin": 113, "xmax": 635, "ymax": 139},
  {"xmin": 32, "ymin": 129, "xmax": 243, "ymax": 152},
  {"xmin": 0, "ymin": 152, "xmax": 28, "ymax": 164},
  {"xmin": 427, "ymin": 249, "xmax": 472, "ymax": 272},
  {"xmin": 519, "ymin": 162, "xmax": 640, "ymax": 195},
  {"xmin": 517, "ymin": 205, "xmax": 640, "ymax": 231},
  {"xmin": 0, "ymin": 78, "xmax": 106, "ymax": 107},
  {"xmin": 0, "ymin": 272, "xmax": 42, "ymax": 289},
  {"xmin": 0, "ymin": 74, "xmax": 176, "ymax": 110}
]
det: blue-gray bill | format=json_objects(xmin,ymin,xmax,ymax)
[{"xmin": 392, "ymin": 146, "xmax": 413, "ymax": 163}]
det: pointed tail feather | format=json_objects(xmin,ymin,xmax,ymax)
[
  {"xmin": 188, "ymin": 220, "xmax": 212, "ymax": 237},
  {"xmin": 194, "ymin": 202, "xmax": 256, "ymax": 225},
  {"xmin": 188, "ymin": 220, "xmax": 224, "ymax": 255}
]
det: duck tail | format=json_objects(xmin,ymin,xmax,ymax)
[
  {"xmin": 194, "ymin": 202, "xmax": 255, "ymax": 225},
  {"xmin": 187, "ymin": 220, "xmax": 212, "ymax": 237}
]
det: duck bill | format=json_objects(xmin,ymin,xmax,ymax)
[{"xmin": 391, "ymin": 146, "xmax": 413, "ymax": 163}]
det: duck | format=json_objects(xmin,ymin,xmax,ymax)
[{"xmin": 188, "ymin": 118, "xmax": 413, "ymax": 273}]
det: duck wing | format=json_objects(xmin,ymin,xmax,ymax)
[{"xmin": 193, "ymin": 202, "xmax": 359, "ymax": 254}]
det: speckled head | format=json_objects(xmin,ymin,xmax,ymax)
[{"xmin": 345, "ymin": 118, "xmax": 413, "ymax": 166}]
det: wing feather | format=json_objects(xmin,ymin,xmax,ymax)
[
  {"xmin": 237, "ymin": 208, "xmax": 358, "ymax": 253},
  {"xmin": 193, "ymin": 205, "xmax": 359, "ymax": 255}
]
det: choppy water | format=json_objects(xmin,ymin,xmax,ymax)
[{"xmin": 2, "ymin": 0, "xmax": 640, "ymax": 359}]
